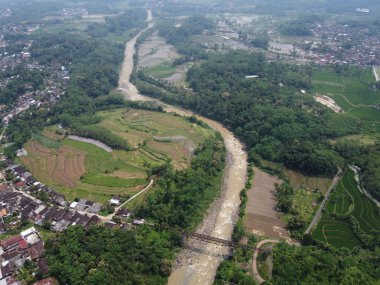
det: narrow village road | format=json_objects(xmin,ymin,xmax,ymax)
[
  {"xmin": 252, "ymin": 239, "xmax": 300, "ymax": 284},
  {"xmin": 118, "ymin": 10, "xmax": 248, "ymax": 285},
  {"xmin": 252, "ymin": 239, "xmax": 280, "ymax": 284}
]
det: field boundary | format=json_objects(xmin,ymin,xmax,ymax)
[
  {"xmin": 373, "ymin": 66, "xmax": 379, "ymax": 82},
  {"xmin": 305, "ymin": 168, "xmax": 342, "ymax": 234}
]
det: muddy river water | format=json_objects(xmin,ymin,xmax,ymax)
[{"xmin": 118, "ymin": 10, "xmax": 247, "ymax": 285}]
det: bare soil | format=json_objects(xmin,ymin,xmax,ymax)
[
  {"xmin": 244, "ymin": 167, "xmax": 290, "ymax": 240},
  {"xmin": 22, "ymin": 141, "xmax": 86, "ymax": 188}
]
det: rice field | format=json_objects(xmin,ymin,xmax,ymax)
[
  {"xmin": 21, "ymin": 108, "xmax": 213, "ymax": 203},
  {"xmin": 312, "ymin": 169, "xmax": 380, "ymax": 249},
  {"xmin": 312, "ymin": 67, "xmax": 380, "ymax": 122}
]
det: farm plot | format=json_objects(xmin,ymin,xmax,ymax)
[
  {"xmin": 292, "ymin": 189, "xmax": 321, "ymax": 224},
  {"xmin": 312, "ymin": 169, "xmax": 380, "ymax": 248},
  {"xmin": 21, "ymin": 108, "xmax": 213, "ymax": 203},
  {"xmin": 325, "ymin": 182, "xmax": 352, "ymax": 216},
  {"xmin": 22, "ymin": 135, "xmax": 149, "ymax": 203},
  {"xmin": 342, "ymin": 170, "xmax": 380, "ymax": 233},
  {"xmin": 285, "ymin": 169, "xmax": 332, "ymax": 194},
  {"xmin": 312, "ymin": 67, "xmax": 380, "ymax": 121},
  {"xmin": 312, "ymin": 218, "xmax": 361, "ymax": 249},
  {"xmin": 96, "ymin": 108, "xmax": 212, "ymax": 169},
  {"xmin": 22, "ymin": 140, "xmax": 86, "ymax": 188}
]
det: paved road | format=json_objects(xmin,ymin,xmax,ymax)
[{"xmin": 305, "ymin": 168, "xmax": 342, "ymax": 234}]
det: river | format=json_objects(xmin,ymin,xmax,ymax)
[{"xmin": 118, "ymin": 10, "xmax": 248, "ymax": 285}]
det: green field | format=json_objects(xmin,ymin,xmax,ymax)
[
  {"xmin": 292, "ymin": 189, "xmax": 321, "ymax": 223},
  {"xmin": 312, "ymin": 67, "xmax": 380, "ymax": 122},
  {"xmin": 21, "ymin": 108, "xmax": 213, "ymax": 203},
  {"xmin": 81, "ymin": 173, "xmax": 147, "ymax": 188},
  {"xmin": 146, "ymin": 61, "xmax": 177, "ymax": 79},
  {"xmin": 342, "ymin": 170, "xmax": 380, "ymax": 233},
  {"xmin": 96, "ymin": 108, "xmax": 213, "ymax": 169},
  {"xmin": 325, "ymin": 182, "xmax": 352, "ymax": 216},
  {"xmin": 312, "ymin": 218, "xmax": 361, "ymax": 249},
  {"xmin": 312, "ymin": 169, "xmax": 380, "ymax": 249}
]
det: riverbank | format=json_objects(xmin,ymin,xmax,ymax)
[{"xmin": 117, "ymin": 9, "xmax": 248, "ymax": 285}]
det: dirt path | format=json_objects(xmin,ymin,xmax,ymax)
[
  {"xmin": 118, "ymin": 10, "xmax": 248, "ymax": 285},
  {"xmin": 252, "ymin": 239, "xmax": 300, "ymax": 284},
  {"xmin": 253, "ymin": 239, "xmax": 279, "ymax": 284},
  {"xmin": 305, "ymin": 168, "xmax": 342, "ymax": 234},
  {"xmin": 373, "ymin": 66, "xmax": 379, "ymax": 82},
  {"xmin": 67, "ymin": 135, "xmax": 112, "ymax": 152}
]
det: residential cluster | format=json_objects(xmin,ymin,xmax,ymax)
[
  {"xmin": 1, "ymin": 63, "xmax": 69, "ymax": 126},
  {"xmin": 59, "ymin": 8, "xmax": 88, "ymax": 18},
  {"xmin": 0, "ymin": 160, "xmax": 100, "ymax": 234},
  {"xmin": 305, "ymin": 22, "xmax": 380, "ymax": 66},
  {"xmin": 0, "ymin": 227, "xmax": 47, "ymax": 285},
  {"xmin": 0, "ymin": 9, "xmax": 12, "ymax": 19},
  {"xmin": 0, "ymin": 157, "xmax": 145, "ymax": 237}
]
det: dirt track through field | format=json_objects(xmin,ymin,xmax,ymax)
[{"xmin": 118, "ymin": 10, "xmax": 248, "ymax": 285}]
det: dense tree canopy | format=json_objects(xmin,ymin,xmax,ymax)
[
  {"xmin": 136, "ymin": 51, "xmax": 360, "ymax": 176},
  {"xmin": 272, "ymin": 243, "xmax": 380, "ymax": 285},
  {"xmin": 46, "ymin": 226, "xmax": 178, "ymax": 285}
]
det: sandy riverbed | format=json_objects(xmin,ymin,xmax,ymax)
[{"xmin": 118, "ymin": 10, "xmax": 248, "ymax": 284}]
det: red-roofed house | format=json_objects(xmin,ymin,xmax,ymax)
[
  {"xmin": 14, "ymin": 181, "xmax": 26, "ymax": 188},
  {"xmin": 18, "ymin": 239, "xmax": 28, "ymax": 250}
]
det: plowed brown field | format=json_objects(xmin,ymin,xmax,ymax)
[{"xmin": 22, "ymin": 141, "xmax": 86, "ymax": 188}]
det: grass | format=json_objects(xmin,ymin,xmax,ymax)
[
  {"xmin": 312, "ymin": 67, "xmax": 380, "ymax": 121},
  {"xmin": 348, "ymin": 107, "xmax": 380, "ymax": 122},
  {"xmin": 312, "ymin": 169, "xmax": 380, "ymax": 249},
  {"xmin": 292, "ymin": 189, "xmax": 321, "ymax": 223},
  {"xmin": 96, "ymin": 108, "xmax": 212, "ymax": 168},
  {"xmin": 81, "ymin": 173, "xmax": 147, "ymax": 188},
  {"xmin": 285, "ymin": 169, "xmax": 332, "ymax": 194},
  {"xmin": 31, "ymin": 132, "xmax": 61, "ymax": 149},
  {"xmin": 146, "ymin": 61, "xmax": 177, "ymax": 79},
  {"xmin": 21, "ymin": 108, "xmax": 214, "ymax": 203}
]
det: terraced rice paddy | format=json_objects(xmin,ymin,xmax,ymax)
[
  {"xmin": 312, "ymin": 218, "xmax": 361, "ymax": 249},
  {"xmin": 312, "ymin": 169, "xmax": 380, "ymax": 249},
  {"xmin": 21, "ymin": 108, "xmax": 213, "ymax": 203}
]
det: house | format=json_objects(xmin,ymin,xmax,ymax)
[
  {"xmin": 116, "ymin": 208, "xmax": 131, "ymax": 218},
  {"xmin": 0, "ymin": 222, "xmax": 8, "ymax": 234},
  {"xmin": 109, "ymin": 198, "xmax": 120, "ymax": 206},
  {"xmin": 69, "ymin": 201, "xmax": 78, "ymax": 209},
  {"xmin": 13, "ymin": 181, "xmax": 26, "ymax": 189},
  {"xmin": 0, "ymin": 208, "xmax": 8, "ymax": 218},
  {"xmin": 132, "ymin": 219, "xmax": 145, "ymax": 226},
  {"xmin": 88, "ymin": 203, "xmax": 101, "ymax": 214},
  {"xmin": 0, "ymin": 228, "xmax": 46, "ymax": 283},
  {"xmin": 53, "ymin": 195, "xmax": 66, "ymax": 207},
  {"xmin": 0, "ymin": 184, "xmax": 9, "ymax": 191},
  {"xmin": 37, "ymin": 259, "xmax": 49, "ymax": 276}
]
